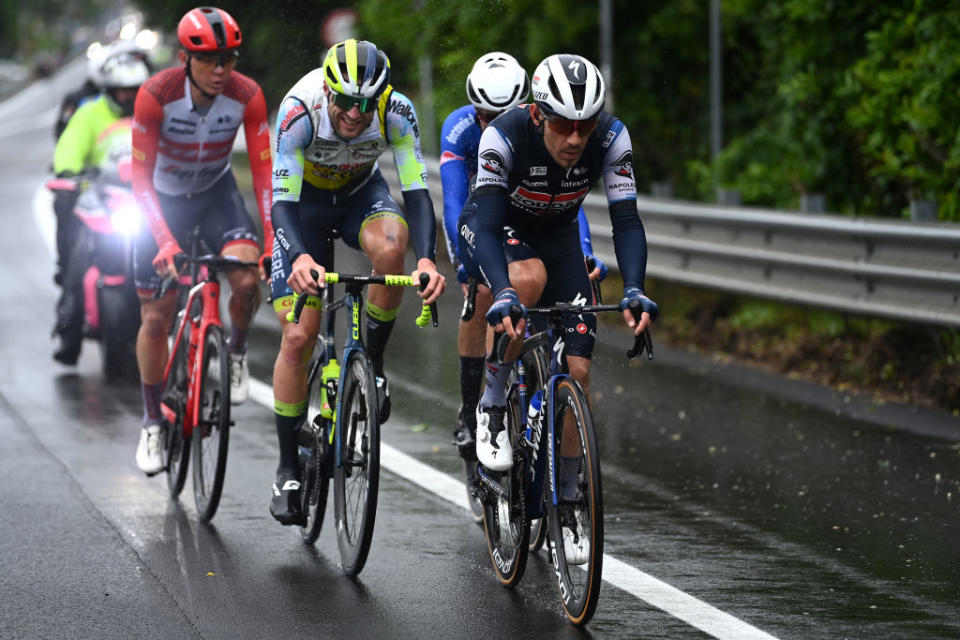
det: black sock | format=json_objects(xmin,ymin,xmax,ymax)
[
  {"xmin": 274, "ymin": 409, "xmax": 304, "ymax": 473},
  {"xmin": 460, "ymin": 356, "xmax": 485, "ymax": 417},
  {"xmin": 365, "ymin": 312, "xmax": 396, "ymax": 377}
]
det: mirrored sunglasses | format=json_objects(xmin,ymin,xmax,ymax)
[
  {"xmin": 192, "ymin": 50, "xmax": 239, "ymax": 69},
  {"xmin": 330, "ymin": 92, "xmax": 377, "ymax": 113},
  {"xmin": 543, "ymin": 113, "xmax": 598, "ymax": 136}
]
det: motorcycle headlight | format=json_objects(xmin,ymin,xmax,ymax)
[{"xmin": 110, "ymin": 205, "xmax": 141, "ymax": 236}]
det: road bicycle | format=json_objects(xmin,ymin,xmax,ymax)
[
  {"xmin": 155, "ymin": 230, "xmax": 260, "ymax": 522},
  {"xmin": 473, "ymin": 300, "xmax": 652, "ymax": 626},
  {"xmin": 287, "ymin": 266, "xmax": 436, "ymax": 576}
]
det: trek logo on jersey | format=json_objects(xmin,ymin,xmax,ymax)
[
  {"xmin": 480, "ymin": 149, "xmax": 506, "ymax": 176},
  {"xmin": 509, "ymin": 185, "xmax": 589, "ymax": 213},
  {"xmin": 388, "ymin": 100, "xmax": 420, "ymax": 137},
  {"xmin": 440, "ymin": 150, "xmax": 463, "ymax": 166},
  {"xmin": 611, "ymin": 151, "xmax": 633, "ymax": 178}
]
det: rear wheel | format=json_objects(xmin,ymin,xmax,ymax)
[
  {"xmin": 333, "ymin": 352, "xmax": 380, "ymax": 576},
  {"xmin": 192, "ymin": 325, "xmax": 230, "ymax": 522},
  {"xmin": 544, "ymin": 378, "xmax": 603, "ymax": 626},
  {"xmin": 480, "ymin": 388, "xmax": 529, "ymax": 587},
  {"xmin": 162, "ymin": 314, "xmax": 192, "ymax": 497},
  {"xmin": 301, "ymin": 357, "xmax": 331, "ymax": 544}
]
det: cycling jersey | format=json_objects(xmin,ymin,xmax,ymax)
[
  {"xmin": 271, "ymin": 68, "xmax": 436, "ymax": 264},
  {"xmin": 53, "ymin": 96, "xmax": 124, "ymax": 175},
  {"xmin": 131, "ymin": 66, "xmax": 273, "ymax": 253},
  {"xmin": 471, "ymin": 105, "xmax": 647, "ymax": 295},
  {"xmin": 439, "ymin": 104, "xmax": 596, "ymax": 267}
]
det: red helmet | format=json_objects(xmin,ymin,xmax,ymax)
[{"xmin": 177, "ymin": 7, "xmax": 241, "ymax": 52}]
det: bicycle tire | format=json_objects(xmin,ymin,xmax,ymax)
[
  {"xmin": 480, "ymin": 387, "xmax": 529, "ymax": 587},
  {"xmin": 163, "ymin": 313, "xmax": 192, "ymax": 497},
  {"xmin": 544, "ymin": 378, "xmax": 603, "ymax": 626},
  {"xmin": 301, "ymin": 357, "xmax": 331, "ymax": 544},
  {"xmin": 333, "ymin": 351, "xmax": 380, "ymax": 576},
  {"xmin": 192, "ymin": 325, "xmax": 230, "ymax": 522}
]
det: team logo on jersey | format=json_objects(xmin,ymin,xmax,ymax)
[
  {"xmin": 530, "ymin": 166, "xmax": 547, "ymax": 176},
  {"xmin": 611, "ymin": 151, "xmax": 633, "ymax": 178},
  {"xmin": 507, "ymin": 238, "xmax": 520, "ymax": 246},
  {"xmin": 576, "ymin": 322, "xmax": 588, "ymax": 334},
  {"xmin": 510, "ymin": 185, "xmax": 589, "ymax": 213},
  {"xmin": 480, "ymin": 149, "xmax": 506, "ymax": 175}
]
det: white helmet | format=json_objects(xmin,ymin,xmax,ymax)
[
  {"xmin": 99, "ymin": 50, "xmax": 151, "ymax": 90},
  {"xmin": 466, "ymin": 51, "xmax": 529, "ymax": 113},
  {"xmin": 531, "ymin": 54, "xmax": 605, "ymax": 120}
]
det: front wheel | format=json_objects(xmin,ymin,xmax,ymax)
[
  {"xmin": 333, "ymin": 351, "xmax": 380, "ymax": 576},
  {"xmin": 192, "ymin": 325, "xmax": 231, "ymax": 522},
  {"xmin": 544, "ymin": 378, "xmax": 603, "ymax": 626}
]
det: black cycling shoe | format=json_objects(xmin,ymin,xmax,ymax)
[
  {"xmin": 375, "ymin": 375, "xmax": 390, "ymax": 423},
  {"xmin": 269, "ymin": 469, "xmax": 304, "ymax": 526},
  {"xmin": 452, "ymin": 407, "xmax": 477, "ymax": 461}
]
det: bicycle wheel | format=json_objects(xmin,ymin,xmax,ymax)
[
  {"xmin": 544, "ymin": 378, "xmax": 603, "ymax": 626},
  {"xmin": 192, "ymin": 325, "xmax": 230, "ymax": 522},
  {"xmin": 333, "ymin": 351, "xmax": 380, "ymax": 576},
  {"xmin": 162, "ymin": 314, "xmax": 192, "ymax": 497},
  {"xmin": 480, "ymin": 387, "xmax": 529, "ymax": 587},
  {"xmin": 301, "ymin": 357, "xmax": 331, "ymax": 544}
]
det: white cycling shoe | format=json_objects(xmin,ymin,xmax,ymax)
[
  {"xmin": 229, "ymin": 352, "xmax": 248, "ymax": 405},
  {"xmin": 136, "ymin": 425, "xmax": 164, "ymax": 476},
  {"xmin": 562, "ymin": 509, "xmax": 590, "ymax": 566},
  {"xmin": 475, "ymin": 404, "xmax": 512, "ymax": 472}
]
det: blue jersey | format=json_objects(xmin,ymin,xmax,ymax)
[{"xmin": 439, "ymin": 104, "xmax": 596, "ymax": 267}]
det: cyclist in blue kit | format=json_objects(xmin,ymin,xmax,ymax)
[
  {"xmin": 457, "ymin": 54, "xmax": 659, "ymax": 474},
  {"xmin": 440, "ymin": 52, "xmax": 606, "ymax": 469}
]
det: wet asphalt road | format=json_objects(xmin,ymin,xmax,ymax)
[{"xmin": 1, "ymin": 63, "xmax": 959, "ymax": 639}]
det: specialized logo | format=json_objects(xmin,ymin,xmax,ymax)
[
  {"xmin": 480, "ymin": 149, "xmax": 506, "ymax": 175},
  {"xmin": 567, "ymin": 60, "xmax": 583, "ymax": 80},
  {"xmin": 611, "ymin": 150, "xmax": 633, "ymax": 178}
]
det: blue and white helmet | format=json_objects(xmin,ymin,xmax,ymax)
[
  {"xmin": 466, "ymin": 51, "xmax": 529, "ymax": 113},
  {"xmin": 531, "ymin": 54, "xmax": 605, "ymax": 120}
]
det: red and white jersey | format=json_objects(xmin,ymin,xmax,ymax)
[{"xmin": 132, "ymin": 67, "xmax": 273, "ymax": 250}]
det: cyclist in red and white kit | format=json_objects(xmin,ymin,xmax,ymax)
[{"xmin": 131, "ymin": 6, "xmax": 273, "ymax": 475}]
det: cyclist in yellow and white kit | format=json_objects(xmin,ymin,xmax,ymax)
[{"xmin": 268, "ymin": 39, "xmax": 446, "ymax": 524}]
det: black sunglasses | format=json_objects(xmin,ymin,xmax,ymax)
[{"xmin": 330, "ymin": 91, "xmax": 377, "ymax": 113}]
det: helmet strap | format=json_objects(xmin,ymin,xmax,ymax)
[{"xmin": 185, "ymin": 55, "xmax": 219, "ymax": 102}]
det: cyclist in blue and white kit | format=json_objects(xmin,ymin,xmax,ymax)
[
  {"xmin": 440, "ymin": 52, "xmax": 607, "ymax": 470},
  {"xmin": 458, "ymin": 54, "xmax": 659, "ymax": 479}
]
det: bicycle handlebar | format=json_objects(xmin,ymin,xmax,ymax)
[
  {"xmin": 286, "ymin": 269, "xmax": 438, "ymax": 328},
  {"xmin": 492, "ymin": 301, "xmax": 654, "ymax": 362},
  {"xmin": 152, "ymin": 254, "xmax": 260, "ymax": 299}
]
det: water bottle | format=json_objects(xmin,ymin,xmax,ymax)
[{"xmin": 526, "ymin": 390, "xmax": 543, "ymax": 443}]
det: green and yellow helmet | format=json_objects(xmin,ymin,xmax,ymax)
[{"xmin": 322, "ymin": 39, "xmax": 391, "ymax": 99}]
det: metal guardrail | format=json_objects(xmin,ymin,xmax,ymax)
[{"xmin": 384, "ymin": 156, "xmax": 960, "ymax": 329}]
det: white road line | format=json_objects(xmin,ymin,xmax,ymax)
[{"xmin": 247, "ymin": 377, "xmax": 778, "ymax": 639}]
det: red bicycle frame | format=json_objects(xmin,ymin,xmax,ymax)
[{"xmin": 160, "ymin": 277, "xmax": 223, "ymax": 439}]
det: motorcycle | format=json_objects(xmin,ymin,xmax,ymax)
[{"xmin": 47, "ymin": 118, "xmax": 141, "ymax": 380}]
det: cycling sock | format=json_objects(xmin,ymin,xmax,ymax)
[
  {"xmin": 274, "ymin": 399, "xmax": 306, "ymax": 473},
  {"xmin": 229, "ymin": 324, "xmax": 247, "ymax": 355},
  {"xmin": 365, "ymin": 302, "xmax": 398, "ymax": 376},
  {"xmin": 141, "ymin": 382, "xmax": 164, "ymax": 428},
  {"xmin": 460, "ymin": 355, "xmax": 485, "ymax": 418},
  {"xmin": 479, "ymin": 358, "xmax": 512, "ymax": 409},
  {"xmin": 558, "ymin": 455, "xmax": 582, "ymax": 501}
]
